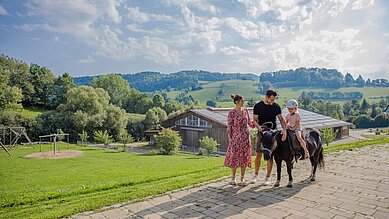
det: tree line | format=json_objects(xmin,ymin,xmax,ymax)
[
  {"xmin": 75, "ymin": 70, "xmax": 258, "ymax": 92},
  {"xmin": 299, "ymin": 95, "xmax": 389, "ymax": 128},
  {"xmin": 260, "ymin": 67, "xmax": 389, "ymax": 89},
  {"xmin": 0, "ymin": 54, "xmax": 198, "ymax": 143},
  {"xmin": 301, "ymin": 91, "xmax": 363, "ymax": 100}
]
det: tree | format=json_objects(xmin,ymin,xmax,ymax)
[
  {"xmin": 123, "ymin": 89, "xmax": 154, "ymax": 114},
  {"xmin": 145, "ymin": 107, "xmax": 167, "ymax": 129},
  {"xmin": 156, "ymin": 128, "xmax": 181, "ymax": 155},
  {"xmin": 344, "ymin": 73, "xmax": 354, "ymax": 87},
  {"xmin": 126, "ymin": 114, "xmax": 147, "ymax": 141},
  {"xmin": 378, "ymin": 99, "xmax": 388, "ymax": 109},
  {"xmin": 56, "ymin": 129, "xmax": 65, "ymax": 141},
  {"xmin": 373, "ymin": 113, "xmax": 389, "ymax": 127},
  {"xmin": 370, "ymin": 105, "xmax": 378, "ymax": 118},
  {"xmin": 0, "ymin": 54, "xmax": 34, "ymax": 106},
  {"xmin": 163, "ymin": 101, "xmax": 185, "ymax": 115},
  {"xmin": 78, "ymin": 130, "xmax": 89, "ymax": 146},
  {"xmin": 321, "ymin": 127, "xmax": 337, "ymax": 146},
  {"xmin": 152, "ymin": 93, "xmax": 165, "ymax": 108},
  {"xmin": 199, "ymin": 136, "xmax": 218, "ymax": 156},
  {"xmin": 355, "ymin": 75, "xmax": 365, "ymax": 87},
  {"xmin": 28, "ymin": 63, "xmax": 56, "ymax": 107},
  {"xmin": 360, "ymin": 99, "xmax": 369, "ymax": 114},
  {"xmin": 206, "ymin": 100, "xmax": 217, "ymax": 107},
  {"xmin": 93, "ymin": 130, "xmax": 113, "ymax": 146},
  {"xmin": 118, "ymin": 129, "xmax": 134, "ymax": 152},
  {"xmin": 353, "ymin": 115, "xmax": 372, "ymax": 128},
  {"xmin": 91, "ymin": 74, "xmax": 131, "ymax": 108},
  {"xmin": 51, "ymin": 73, "xmax": 76, "ymax": 108},
  {"xmin": 35, "ymin": 86, "xmax": 127, "ymax": 142}
]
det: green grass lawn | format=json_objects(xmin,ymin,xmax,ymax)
[
  {"xmin": 166, "ymin": 80, "xmax": 389, "ymax": 106},
  {"xmin": 324, "ymin": 137, "xmax": 389, "ymax": 152},
  {"xmin": 2, "ymin": 138, "xmax": 389, "ymax": 218},
  {"xmin": 0, "ymin": 143, "xmax": 229, "ymax": 218},
  {"xmin": 13, "ymin": 107, "xmax": 47, "ymax": 118}
]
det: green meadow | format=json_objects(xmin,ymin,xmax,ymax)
[
  {"xmin": 167, "ymin": 80, "xmax": 389, "ymax": 107},
  {"xmin": 0, "ymin": 144, "xmax": 228, "ymax": 218}
]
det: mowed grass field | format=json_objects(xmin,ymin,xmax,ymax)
[
  {"xmin": 167, "ymin": 80, "xmax": 389, "ymax": 108},
  {"xmin": 0, "ymin": 143, "xmax": 229, "ymax": 218}
]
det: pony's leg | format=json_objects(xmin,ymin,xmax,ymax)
[
  {"xmin": 286, "ymin": 161, "xmax": 293, "ymax": 187},
  {"xmin": 311, "ymin": 155, "xmax": 318, "ymax": 181},
  {"xmin": 274, "ymin": 159, "xmax": 282, "ymax": 187},
  {"xmin": 309, "ymin": 156, "xmax": 315, "ymax": 178}
]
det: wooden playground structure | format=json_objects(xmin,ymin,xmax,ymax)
[
  {"xmin": 0, "ymin": 126, "xmax": 34, "ymax": 155},
  {"xmin": 39, "ymin": 133, "xmax": 70, "ymax": 154}
]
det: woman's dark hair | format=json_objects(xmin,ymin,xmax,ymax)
[
  {"xmin": 265, "ymin": 89, "xmax": 277, "ymax": 97},
  {"xmin": 231, "ymin": 94, "xmax": 243, "ymax": 104}
]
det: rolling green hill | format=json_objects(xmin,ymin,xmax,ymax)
[{"xmin": 167, "ymin": 80, "xmax": 389, "ymax": 108}]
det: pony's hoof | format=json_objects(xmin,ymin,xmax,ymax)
[
  {"xmin": 287, "ymin": 181, "xmax": 293, "ymax": 188},
  {"xmin": 274, "ymin": 181, "xmax": 280, "ymax": 187},
  {"xmin": 310, "ymin": 177, "xmax": 316, "ymax": 181}
]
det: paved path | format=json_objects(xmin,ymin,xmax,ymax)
[{"xmin": 73, "ymin": 144, "xmax": 389, "ymax": 219}]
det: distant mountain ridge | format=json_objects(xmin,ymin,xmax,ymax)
[
  {"xmin": 74, "ymin": 70, "xmax": 258, "ymax": 92},
  {"xmin": 74, "ymin": 68, "xmax": 389, "ymax": 92}
]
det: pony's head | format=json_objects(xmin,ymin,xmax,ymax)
[{"xmin": 260, "ymin": 130, "xmax": 277, "ymax": 161}]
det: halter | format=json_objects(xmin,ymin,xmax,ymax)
[{"xmin": 259, "ymin": 122, "xmax": 277, "ymax": 155}]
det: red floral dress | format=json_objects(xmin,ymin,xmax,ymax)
[{"xmin": 224, "ymin": 108, "xmax": 255, "ymax": 168}]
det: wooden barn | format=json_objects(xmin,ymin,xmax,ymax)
[{"xmin": 162, "ymin": 107, "xmax": 351, "ymax": 153}]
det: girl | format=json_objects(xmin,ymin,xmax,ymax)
[
  {"xmin": 224, "ymin": 94, "xmax": 255, "ymax": 185},
  {"xmin": 285, "ymin": 99, "xmax": 309, "ymax": 159}
]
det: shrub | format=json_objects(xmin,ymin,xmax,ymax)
[
  {"xmin": 118, "ymin": 130, "xmax": 134, "ymax": 152},
  {"xmin": 93, "ymin": 130, "xmax": 113, "ymax": 146},
  {"xmin": 320, "ymin": 127, "xmax": 338, "ymax": 146},
  {"xmin": 199, "ymin": 136, "xmax": 218, "ymax": 156},
  {"xmin": 156, "ymin": 128, "xmax": 181, "ymax": 155}
]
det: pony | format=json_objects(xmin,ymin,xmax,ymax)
[{"xmin": 260, "ymin": 127, "xmax": 324, "ymax": 187}]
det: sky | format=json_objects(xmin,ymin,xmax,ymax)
[{"xmin": 0, "ymin": 0, "xmax": 388, "ymax": 79}]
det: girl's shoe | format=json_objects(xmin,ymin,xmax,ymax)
[
  {"xmin": 229, "ymin": 179, "xmax": 237, "ymax": 186},
  {"xmin": 240, "ymin": 176, "xmax": 247, "ymax": 186}
]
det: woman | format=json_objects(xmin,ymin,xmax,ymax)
[{"xmin": 224, "ymin": 94, "xmax": 255, "ymax": 185}]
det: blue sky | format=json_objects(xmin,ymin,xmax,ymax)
[{"xmin": 0, "ymin": 0, "xmax": 388, "ymax": 79}]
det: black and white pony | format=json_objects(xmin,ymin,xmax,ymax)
[{"xmin": 260, "ymin": 124, "xmax": 324, "ymax": 187}]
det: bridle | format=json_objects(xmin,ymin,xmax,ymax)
[{"xmin": 259, "ymin": 122, "xmax": 277, "ymax": 154}]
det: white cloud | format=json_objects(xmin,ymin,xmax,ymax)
[
  {"xmin": 127, "ymin": 7, "xmax": 150, "ymax": 23},
  {"xmin": 164, "ymin": 0, "xmax": 220, "ymax": 14},
  {"xmin": 285, "ymin": 28, "xmax": 362, "ymax": 70},
  {"xmin": 78, "ymin": 55, "xmax": 95, "ymax": 64},
  {"xmin": 351, "ymin": 0, "xmax": 375, "ymax": 10},
  {"xmin": 224, "ymin": 17, "xmax": 275, "ymax": 40},
  {"xmin": 0, "ymin": 5, "xmax": 8, "ymax": 15},
  {"xmin": 127, "ymin": 24, "xmax": 163, "ymax": 35},
  {"xmin": 220, "ymin": 46, "xmax": 250, "ymax": 55},
  {"xmin": 127, "ymin": 7, "xmax": 175, "ymax": 23}
]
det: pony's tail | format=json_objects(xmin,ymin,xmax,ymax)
[
  {"xmin": 319, "ymin": 148, "xmax": 325, "ymax": 170},
  {"xmin": 318, "ymin": 135, "xmax": 325, "ymax": 171}
]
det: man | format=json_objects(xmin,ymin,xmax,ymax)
[{"xmin": 251, "ymin": 89, "xmax": 287, "ymax": 185}]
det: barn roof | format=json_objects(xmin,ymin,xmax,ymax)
[{"xmin": 165, "ymin": 107, "xmax": 351, "ymax": 129}]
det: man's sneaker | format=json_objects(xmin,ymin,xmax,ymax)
[
  {"xmin": 251, "ymin": 175, "xmax": 259, "ymax": 184},
  {"xmin": 262, "ymin": 177, "xmax": 271, "ymax": 186}
]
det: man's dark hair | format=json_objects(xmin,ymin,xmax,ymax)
[{"xmin": 265, "ymin": 89, "xmax": 277, "ymax": 97}]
